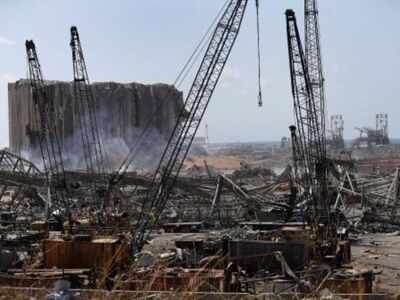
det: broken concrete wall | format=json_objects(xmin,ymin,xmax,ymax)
[{"xmin": 8, "ymin": 80, "xmax": 183, "ymax": 170}]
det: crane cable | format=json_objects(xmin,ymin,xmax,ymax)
[
  {"xmin": 255, "ymin": 0, "xmax": 263, "ymax": 107},
  {"xmin": 174, "ymin": 0, "xmax": 230, "ymax": 88}
]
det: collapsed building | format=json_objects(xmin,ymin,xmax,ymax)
[{"xmin": 8, "ymin": 80, "xmax": 183, "ymax": 169}]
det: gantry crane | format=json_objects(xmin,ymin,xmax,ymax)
[
  {"xmin": 25, "ymin": 40, "xmax": 69, "ymax": 214},
  {"xmin": 132, "ymin": 0, "xmax": 249, "ymax": 251},
  {"xmin": 70, "ymin": 26, "xmax": 107, "ymax": 206},
  {"xmin": 285, "ymin": 10, "xmax": 333, "ymax": 246}
]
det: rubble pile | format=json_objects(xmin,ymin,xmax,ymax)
[{"xmin": 0, "ymin": 143, "xmax": 396, "ymax": 297}]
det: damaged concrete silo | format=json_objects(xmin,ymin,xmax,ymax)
[{"xmin": 8, "ymin": 80, "xmax": 183, "ymax": 170}]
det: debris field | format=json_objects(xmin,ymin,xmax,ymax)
[{"xmin": 0, "ymin": 0, "xmax": 398, "ymax": 299}]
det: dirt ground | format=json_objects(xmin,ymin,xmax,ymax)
[
  {"xmin": 352, "ymin": 232, "xmax": 400, "ymax": 295},
  {"xmin": 184, "ymin": 155, "xmax": 244, "ymax": 170}
]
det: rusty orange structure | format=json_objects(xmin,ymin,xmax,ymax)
[{"xmin": 42, "ymin": 236, "xmax": 129, "ymax": 271}]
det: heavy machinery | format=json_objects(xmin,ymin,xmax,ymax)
[
  {"xmin": 70, "ymin": 26, "xmax": 107, "ymax": 206},
  {"xmin": 131, "ymin": 0, "xmax": 249, "ymax": 251},
  {"xmin": 25, "ymin": 40, "xmax": 69, "ymax": 216},
  {"xmin": 304, "ymin": 2, "xmax": 351, "ymax": 251},
  {"xmin": 304, "ymin": 0, "xmax": 326, "ymax": 150},
  {"xmin": 286, "ymin": 9, "xmax": 335, "ymax": 250}
]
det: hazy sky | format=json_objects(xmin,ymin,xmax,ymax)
[{"xmin": 0, "ymin": 0, "xmax": 399, "ymax": 146}]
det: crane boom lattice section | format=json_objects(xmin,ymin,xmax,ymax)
[
  {"xmin": 26, "ymin": 40, "xmax": 68, "ymax": 209},
  {"xmin": 286, "ymin": 10, "xmax": 327, "ymax": 215},
  {"xmin": 70, "ymin": 27, "xmax": 106, "ymax": 176},
  {"xmin": 133, "ymin": 0, "xmax": 249, "ymax": 249},
  {"xmin": 305, "ymin": 0, "xmax": 326, "ymax": 156}
]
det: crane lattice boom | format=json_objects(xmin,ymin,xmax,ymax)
[
  {"xmin": 133, "ymin": 0, "xmax": 249, "ymax": 250},
  {"xmin": 70, "ymin": 26, "xmax": 106, "ymax": 176},
  {"xmin": 285, "ymin": 9, "xmax": 328, "ymax": 218},
  {"xmin": 305, "ymin": 0, "xmax": 326, "ymax": 156},
  {"xmin": 70, "ymin": 27, "xmax": 108, "ymax": 207},
  {"xmin": 26, "ymin": 40, "xmax": 68, "ymax": 210}
]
